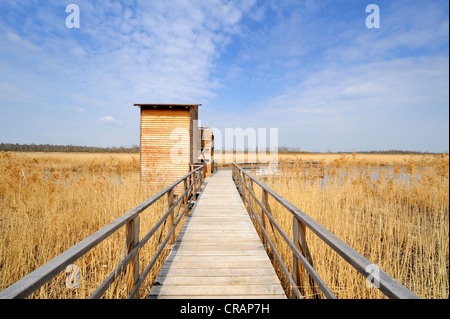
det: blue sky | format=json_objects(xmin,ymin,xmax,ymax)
[{"xmin": 0, "ymin": 0, "xmax": 448, "ymax": 152}]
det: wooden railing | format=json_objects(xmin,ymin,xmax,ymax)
[
  {"xmin": 231, "ymin": 163, "xmax": 420, "ymax": 299},
  {"xmin": 0, "ymin": 165, "xmax": 206, "ymax": 299}
]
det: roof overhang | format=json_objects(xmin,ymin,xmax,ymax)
[{"xmin": 134, "ymin": 103, "xmax": 201, "ymax": 109}]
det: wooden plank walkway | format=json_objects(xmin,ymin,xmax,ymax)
[{"xmin": 148, "ymin": 169, "xmax": 286, "ymax": 299}]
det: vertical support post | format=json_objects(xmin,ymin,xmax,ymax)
[
  {"xmin": 244, "ymin": 175, "xmax": 249, "ymax": 207},
  {"xmin": 236, "ymin": 167, "xmax": 242, "ymax": 186},
  {"xmin": 189, "ymin": 171, "xmax": 193, "ymax": 198},
  {"xmin": 126, "ymin": 216, "xmax": 140, "ymax": 298},
  {"xmin": 183, "ymin": 178, "xmax": 189, "ymax": 215},
  {"xmin": 198, "ymin": 166, "xmax": 202, "ymax": 189},
  {"xmin": 240, "ymin": 170, "xmax": 245, "ymax": 196},
  {"xmin": 200, "ymin": 166, "xmax": 205, "ymax": 188},
  {"xmin": 193, "ymin": 170, "xmax": 198, "ymax": 199},
  {"xmin": 292, "ymin": 216, "xmax": 302, "ymax": 298},
  {"xmin": 235, "ymin": 167, "xmax": 239, "ymax": 190},
  {"xmin": 166, "ymin": 189, "xmax": 175, "ymax": 245},
  {"xmin": 293, "ymin": 216, "xmax": 318, "ymax": 298},
  {"xmin": 260, "ymin": 190, "xmax": 269, "ymax": 248},
  {"xmin": 261, "ymin": 188, "xmax": 279, "ymax": 246},
  {"xmin": 248, "ymin": 178, "xmax": 255, "ymax": 215},
  {"xmin": 244, "ymin": 175, "xmax": 251, "ymax": 213}
]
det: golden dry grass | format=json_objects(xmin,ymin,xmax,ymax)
[
  {"xmin": 244, "ymin": 152, "xmax": 449, "ymax": 299},
  {"xmin": 0, "ymin": 151, "xmax": 179, "ymax": 298},
  {"xmin": 1, "ymin": 151, "xmax": 448, "ymax": 299}
]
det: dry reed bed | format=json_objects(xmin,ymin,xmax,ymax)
[
  {"xmin": 248, "ymin": 153, "xmax": 448, "ymax": 299},
  {"xmin": 1, "ymin": 152, "xmax": 448, "ymax": 299},
  {"xmin": 0, "ymin": 152, "xmax": 177, "ymax": 298}
]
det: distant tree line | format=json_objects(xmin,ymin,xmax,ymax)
[
  {"xmin": 2, "ymin": 143, "xmax": 443, "ymax": 155},
  {"xmin": 0, "ymin": 143, "xmax": 140, "ymax": 153},
  {"xmin": 275, "ymin": 146, "xmax": 302, "ymax": 153},
  {"xmin": 276, "ymin": 147, "xmax": 432, "ymax": 154},
  {"xmin": 339, "ymin": 150, "xmax": 432, "ymax": 155}
]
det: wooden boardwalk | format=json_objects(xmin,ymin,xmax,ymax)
[{"xmin": 148, "ymin": 170, "xmax": 286, "ymax": 299}]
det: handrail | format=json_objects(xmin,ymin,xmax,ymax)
[
  {"xmin": 231, "ymin": 163, "xmax": 420, "ymax": 299},
  {"xmin": 0, "ymin": 165, "xmax": 206, "ymax": 299}
]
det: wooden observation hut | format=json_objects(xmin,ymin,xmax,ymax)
[{"xmin": 134, "ymin": 103, "xmax": 214, "ymax": 191}]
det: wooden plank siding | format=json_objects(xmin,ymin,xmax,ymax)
[
  {"xmin": 137, "ymin": 104, "xmax": 200, "ymax": 193},
  {"xmin": 189, "ymin": 106, "xmax": 199, "ymax": 164}
]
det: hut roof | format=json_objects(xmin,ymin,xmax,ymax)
[{"xmin": 134, "ymin": 104, "xmax": 201, "ymax": 109}]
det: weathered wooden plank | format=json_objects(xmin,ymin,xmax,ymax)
[
  {"xmin": 180, "ymin": 227, "xmax": 254, "ymax": 236},
  {"xmin": 156, "ymin": 267, "xmax": 278, "ymax": 277},
  {"xmin": 192, "ymin": 211, "xmax": 248, "ymax": 214},
  {"xmin": 188, "ymin": 214, "xmax": 250, "ymax": 218},
  {"xmin": 182, "ymin": 226, "xmax": 256, "ymax": 231},
  {"xmin": 173, "ymin": 237, "xmax": 262, "ymax": 243},
  {"xmin": 177, "ymin": 234, "xmax": 259, "ymax": 241},
  {"xmin": 176, "ymin": 226, "xmax": 256, "ymax": 231},
  {"xmin": 154, "ymin": 275, "xmax": 281, "ymax": 286},
  {"xmin": 182, "ymin": 218, "xmax": 254, "ymax": 223},
  {"xmin": 165, "ymin": 250, "xmax": 268, "ymax": 256},
  {"xmin": 149, "ymin": 294, "xmax": 285, "ymax": 299},
  {"xmin": 176, "ymin": 233, "xmax": 257, "ymax": 240},
  {"xmin": 174, "ymin": 235, "xmax": 260, "ymax": 245},
  {"xmin": 165, "ymin": 255, "xmax": 271, "ymax": 262},
  {"xmin": 161, "ymin": 261, "xmax": 274, "ymax": 269},
  {"xmin": 168, "ymin": 244, "xmax": 267, "ymax": 251},
  {"xmin": 149, "ymin": 285, "xmax": 286, "ymax": 297},
  {"xmin": 186, "ymin": 219, "xmax": 254, "ymax": 225},
  {"xmin": 180, "ymin": 229, "xmax": 254, "ymax": 235}
]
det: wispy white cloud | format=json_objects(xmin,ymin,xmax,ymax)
[
  {"xmin": 1, "ymin": 0, "xmax": 257, "ymax": 99},
  {"xmin": 0, "ymin": 0, "xmax": 257, "ymax": 145},
  {"xmin": 99, "ymin": 116, "xmax": 123, "ymax": 126}
]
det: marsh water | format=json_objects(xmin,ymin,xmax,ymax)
[{"xmin": 247, "ymin": 164, "xmax": 423, "ymax": 188}]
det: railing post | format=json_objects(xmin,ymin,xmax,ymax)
[
  {"xmin": 189, "ymin": 171, "xmax": 193, "ymax": 197},
  {"xmin": 198, "ymin": 165, "xmax": 202, "ymax": 188},
  {"xmin": 166, "ymin": 189, "xmax": 175, "ymax": 245},
  {"xmin": 244, "ymin": 175, "xmax": 252, "ymax": 215},
  {"xmin": 260, "ymin": 189, "xmax": 268, "ymax": 248},
  {"xmin": 248, "ymin": 178, "xmax": 255, "ymax": 214},
  {"xmin": 240, "ymin": 170, "xmax": 246, "ymax": 196},
  {"xmin": 236, "ymin": 167, "xmax": 241, "ymax": 193},
  {"xmin": 201, "ymin": 165, "xmax": 205, "ymax": 187},
  {"xmin": 183, "ymin": 178, "xmax": 189, "ymax": 215},
  {"xmin": 293, "ymin": 216, "xmax": 318, "ymax": 298},
  {"xmin": 125, "ymin": 216, "xmax": 140, "ymax": 298},
  {"xmin": 193, "ymin": 171, "xmax": 198, "ymax": 199},
  {"xmin": 261, "ymin": 189, "xmax": 279, "ymax": 245},
  {"xmin": 292, "ymin": 216, "xmax": 302, "ymax": 298}
]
